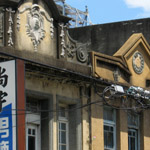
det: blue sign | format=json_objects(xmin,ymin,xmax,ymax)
[
  {"xmin": 0, "ymin": 104, "xmax": 13, "ymax": 150},
  {"xmin": 0, "ymin": 60, "xmax": 16, "ymax": 150}
]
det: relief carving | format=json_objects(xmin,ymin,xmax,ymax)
[
  {"xmin": 66, "ymin": 41, "xmax": 76, "ymax": 58},
  {"xmin": 0, "ymin": 8, "xmax": 4, "ymax": 46},
  {"xmin": 66, "ymin": 31, "xmax": 88, "ymax": 63},
  {"xmin": 59, "ymin": 23, "xmax": 67, "ymax": 57},
  {"xmin": 26, "ymin": 5, "xmax": 45, "ymax": 51},
  {"xmin": 76, "ymin": 45, "xmax": 88, "ymax": 63},
  {"xmin": 17, "ymin": 4, "xmax": 54, "ymax": 51},
  {"xmin": 6, "ymin": 7, "xmax": 15, "ymax": 47},
  {"xmin": 113, "ymin": 68, "xmax": 120, "ymax": 82}
]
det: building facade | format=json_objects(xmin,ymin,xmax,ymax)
[{"xmin": 0, "ymin": 0, "xmax": 150, "ymax": 150}]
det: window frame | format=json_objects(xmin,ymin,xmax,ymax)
[
  {"xmin": 58, "ymin": 104, "xmax": 69, "ymax": 150},
  {"xmin": 128, "ymin": 128, "xmax": 138, "ymax": 150},
  {"xmin": 103, "ymin": 107, "xmax": 116, "ymax": 150},
  {"xmin": 26, "ymin": 124, "xmax": 40, "ymax": 150},
  {"xmin": 128, "ymin": 113, "xmax": 140, "ymax": 150}
]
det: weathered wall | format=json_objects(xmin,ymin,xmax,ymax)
[
  {"xmin": 91, "ymin": 88, "xmax": 104, "ymax": 150},
  {"xmin": 25, "ymin": 73, "xmax": 88, "ymax": 150},
  {"xmin": 15, "ymin": 0, "xmax": 57, "ymax": 57},
  {"xmin": 69, "ymin": 18, "xmax": 150, "ymax": 56}
]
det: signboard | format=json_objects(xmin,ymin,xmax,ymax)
[{"xmin": 0, "ymin": 60, "xmax": 16, "ymax": 150}]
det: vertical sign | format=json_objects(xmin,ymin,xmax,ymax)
[{"xmin": 0, "ymin": 60, "xmax": 16, "ymax": 150}]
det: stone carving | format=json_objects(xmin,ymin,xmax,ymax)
[
  {"xmin": 17, "ymin": 4, "xmax": 54, "ymax": 51},
  {"xmin": 6, "ymin": 7, "xmax": 15, "ymax": 47},
  {"xmin": 66, "ymin": 31, "xmax": 76, "ymax": 58},
  {"xmin": 26, "ymin": 5, "xmax": 45, "ymax": 51},
  {"xmin": 59, "ymin": 23, "xmax": 66, "ymax": 57},
  {"xmin": 113, "ymin": 68, "xmax": 120, "ymax": 82},
  {"xmin": 16, "ymin": 12, "xmax": 20, "ymax": 31},
  {"xmin": 66, "ymin": 41, "xmax": 76, "ymax": 58},
  {"xmin": 132, "ymin": 51, "xmax": 144, "ymax": 74},
  {"xmin": 50, "ymin": 18, "xmax": 54, "ymax": 39},
  {"xmin": 0, "ymin": 8, "xmax": 4, "ymax": 45},
  {"xmin": 66, "ymin": 31, "xmax": 88, "ymax": 63},
  {"xmin": 76, "ymin": 45, "xmax": 88, "ymax": 63},
  {"xmin": 67, "ymin": 42, "xmax": 88, "ymax": 63}
]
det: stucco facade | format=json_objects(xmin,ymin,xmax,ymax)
[{"xmin": 0, "ymin": 1, "xmax": 150, "ymax": 150}]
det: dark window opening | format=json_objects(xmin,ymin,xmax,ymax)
[
  {"xmin": 146, "ymin": 80, "xmax": 150, "ymax": 87},
  {"xmin": 28, "ymin": 136, "xmax": 35, "ymax": 150}
]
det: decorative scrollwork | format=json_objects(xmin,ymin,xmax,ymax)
[
  {"xmin": 76, "ymin": 46, "xmax": 88, "ymax": 63},
  {"xmin": 26, "ymin": 5, "xmax": 45, "ymax": 51},
  {"xmin": 17, "ymin": 4, "xmax": 54, "ymax": 51},
  {"xmin": 66, "ymin": 42, "xmax": 76, "ymax": 58}
]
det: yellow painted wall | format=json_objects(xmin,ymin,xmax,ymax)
[
  {"xmin": 91, "ymin": 88, "xmax": 104, "ymax": 150},
  {"xmin": 141, "ymin": 110, "xmax": 150, "ymax": 150},
  {"xmin": 124, "ymin": 43, "xmax": 150, "ymax": 88},
  {"xmin": 116, "ymin": 110, "xmax": 128, "ymax": 150}
]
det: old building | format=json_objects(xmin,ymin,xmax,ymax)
[{"xmin": 0, "ymin": 0, "xmax": 150, "ymax": 150}]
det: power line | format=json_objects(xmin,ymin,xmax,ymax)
[{"xmin": 0, "ymin": 98, "xmax": 104, "ymax": 130}]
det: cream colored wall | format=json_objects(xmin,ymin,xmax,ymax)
[
  {"xmin": 26, "ymin": 74, "xmax": 90, "ymax": 150},
  {"xmin": 82, "ymin": 87, "xmax": 90, "ymax": 150},
  {"xmin": 26, "ymin": 75, "xmax": 79, "ymax": 99},
  {"xmin": 15, "ymin": 0, "xmax": 57, "ymax": 58}
]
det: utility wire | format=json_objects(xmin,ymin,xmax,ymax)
[{"xmin": 0, "ymin": 98, "xmax": 104, "ymax": 130}]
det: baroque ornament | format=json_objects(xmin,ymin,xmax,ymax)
[
  {"xmin": 132, "ymin": 51, "xmax": 144, "ymax": 74},
  {"xmin": 66, "ymin": 42, "xmax": 76, "ymax": 58},
  {"xmin": 17, "ymin": 4, "xmax": 54, "ymax": 51},
  {"xmin": 0, "ymin": 8, "xmax": 4, "ymax": 45},
  {"xmin": 76, "ymin": 46, "xmax": 88, "ymax": 63},
  {"xmin": 6, "ymin": 7, "xmax": 15, "ymax": 47},
  {"xmin": 59, "ymin": 23, "xmax": 67, "ymax": 57},
  {"xmin": 66, "ymin": 31, "xmax": 88, "ymax": 63}
]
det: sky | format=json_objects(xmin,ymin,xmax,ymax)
[{"xmin": 65, "ymin": 0, "xmax": 150, "ymax": 25}]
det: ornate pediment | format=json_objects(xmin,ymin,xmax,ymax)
[
  {"xmin": 114, "ymin": 33, "xmax": 150, "ymax": 87},
  {"xmin": 17, "ymin": 4, "xmax": 54, "ymax": 51}
]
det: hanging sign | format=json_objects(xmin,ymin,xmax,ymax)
[{"xmin": 0, "ymin": 60, "xmax": 16, "ymax": 150}]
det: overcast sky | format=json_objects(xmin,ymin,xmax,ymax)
[{"xmin": 65, "ymin": 0, "xmax": 150, "ymax": 25}]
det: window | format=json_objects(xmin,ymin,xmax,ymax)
[
  {"xmin": 146, "ymin": 80, "xmax": 150, "ymax": 88},
  {"xmin": 27, "ymin": 124, "xmax": 39, "ymax": 150},
  {"xmin": 128, "ymin": 113, "xmax": 139, "ymax": 150},
  {"xmin": 26, "ymin": 100, "xmax": 41, "ymax": 150},
  {"xmin": 128, "ymin": 129, "xmax": 138, "ymax": 150},
  {"xmin": 57, "ymin": 98, "xmax": 82, "ymax": 150},
  {"xmin": 103, "ymin": 107, "xmax": 116, "ymax": 150},
  {"xmin": 58, "ymin": 105, "xmax": 69, "ymax": 150}
]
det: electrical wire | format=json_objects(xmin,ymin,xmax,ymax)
[
  {"xmin": 100, "ymin": 85, "xmax": 150, "ymax": 111},
  {"xmin": 0, "ymin": 98, "xmax": 104, "ymax": 130}
]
